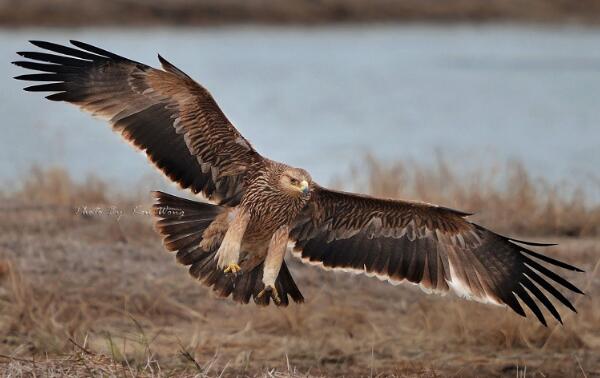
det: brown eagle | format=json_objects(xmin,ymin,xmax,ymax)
[{"xmin": 14, "ymin": 40, "xmax": 583, "ymax": 326}]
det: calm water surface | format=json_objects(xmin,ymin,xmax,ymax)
[{"xmin": 1, "ymin": 26, "xmax": 599, "ymax": 198}]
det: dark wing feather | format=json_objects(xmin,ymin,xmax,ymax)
[
  {"xmin": 290, "ymin": 186, "xmax": 583, "ymax": 326},
  {"xmin": 14, "ymin": 40, "xmax": 261, "ymax": 205}
]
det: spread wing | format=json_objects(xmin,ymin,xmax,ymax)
[
  {"xmin": 290, "ymin": 186, "xmax": 584, "ymax": 326},
  {"xmin": 14, "ymin": 40, "xmax": 261, "ymax": 205}
]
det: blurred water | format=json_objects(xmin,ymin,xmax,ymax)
[{"xmin": 1, "ymin": 25, "xmax": 599, "ymax": 198}]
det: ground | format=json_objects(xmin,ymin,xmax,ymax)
[{"xmin": 0, "ymin": 164, "xmax": 598, "ymax": 377}]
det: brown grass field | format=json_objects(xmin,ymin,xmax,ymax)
[
  {"xmin": 2, "ymin": 0, "xmax": 600, "ymax": 27},
  {"xmin": 0, "ymin": 160, "xmax": 598, "ymax": 377}
]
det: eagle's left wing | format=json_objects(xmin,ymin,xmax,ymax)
[{"xmin": 290, "ymin": 185, "xmax": 583, "ymax": 326}]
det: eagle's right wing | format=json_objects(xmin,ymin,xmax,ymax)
[{"xmin": 14, "ymin": 40, "xmax": 261, "ymax": 205}]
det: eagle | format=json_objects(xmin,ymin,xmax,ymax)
[{"xmin": 14, "ymin": 40, "xmax": 583, "ymax": 326}]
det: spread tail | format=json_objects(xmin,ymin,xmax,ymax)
[{"xmin": 152, "ymin": 191, "xmax": 304, "ymax": 306}]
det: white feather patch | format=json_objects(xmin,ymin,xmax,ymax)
[
  {"xmin": 446, "ymin": 261, "xmax": 503, "ymax": 306},
  {"xmin": 291, "ymin": 242, "xmax": 507, "ymax": 307}
]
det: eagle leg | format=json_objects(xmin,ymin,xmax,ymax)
[
  {"xmin": 261, "ymin": 226, "xmax": 289, "ymax": 297},
  {"xmin": 215, "ymin": 208, "xmax": 250, "ymax": 273}
]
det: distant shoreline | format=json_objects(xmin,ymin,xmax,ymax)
[{"xmin": 2, "ymin": 0, "xmax": 600, "ymax": 27}]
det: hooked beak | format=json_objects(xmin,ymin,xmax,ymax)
[{"xmin": 300, "ymin": 180, "xmax": 309, "ymax": 195}]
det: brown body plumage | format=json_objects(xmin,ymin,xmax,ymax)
[{"xmin": 15, "ymin": 40, "xmax": 584, "ymax": 325}]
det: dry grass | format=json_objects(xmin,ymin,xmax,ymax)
[
  {"xmin": 2, "ymin": 0, "xmax": 600, "ymax": 27},
  {"xmin": 344, "ymin": 155, "xmax": 600, "ymax": 237},
  {"xmin": 0, "ymin": 162, "xmax": 598, "ymax": 377}
]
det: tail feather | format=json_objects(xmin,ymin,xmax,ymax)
[
  {"xmin": 233, "ymin": 269, "xmax": 255, "ymax": 303},
  {"xmin": 152, "ymin": 191, "xmax": 304, "ymax": 306},
  {"xmin": 279, "ymin": 263, "xmax": 304, "ymax": 304}
]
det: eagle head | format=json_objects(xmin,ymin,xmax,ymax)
[{"xmin": 279, "ymin": 167, "xmax": 312, "ymax": 198}]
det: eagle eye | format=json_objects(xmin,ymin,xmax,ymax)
[{"xmin": 290, "ymin": 178, "xmax": 299, "ymax": 186}]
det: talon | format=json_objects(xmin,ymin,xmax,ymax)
[
  {"xmin": 257, "ymin": 285, "xmax": 281, "ymax": 305},
  {"xmin": 223, "ymin": 263, "xmax": 241, "ymax": 274},
  {"xmin": 272, "ymin": 289, "xmax": 281, "ymax": 305}
]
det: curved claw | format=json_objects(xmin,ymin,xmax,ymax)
[
  {"xmin": 257, "ymin": 285, "xmax": 281, "ymax": 305},
  {"xmin": 223, "ymin": 263, "xmax": 241, "ymax": 275}
]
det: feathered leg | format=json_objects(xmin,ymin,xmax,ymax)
[
  {"xmin": 257, "ymin": 225, "xmax": 288, "ymax": 304},
  {"xmin": 215, "ymin": 208, "xmax": 250, "ymax": 274}
]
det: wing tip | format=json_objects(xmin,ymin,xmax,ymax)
[
  {"xmin": 69, "ymin": 40, "xmax": 84, "ymax": 47},
  {"xmin": 69, "ymin": 40, "xmax": 91, "ymax": 51},
  {"xmin": 151, "ymin": 190, "xmax": 169, "ymax": 200},
  {"xmin": 438, "ymin": 205, "xmax": 474, "ymax": 217},
  {"xmin": 22, "ymin": 84, "xmax": 38, "ymax": 92},
  {"xmin": 519, "ymin": 247, "xmax": 585, "ymax": 273},
  {"xmin": 44, "ymin": 92, "xmax": 66, "ymax": 101},
  {"xmin": 68, "ymin": 40, "xmax": 129, "ymax": 62},
  {"xmin": 29, "ymin": 39, "xmax": 47, "ymax": 48},
  {"xmin": 157, "ymin": 53, "xmax": 171, "ymax": 70},
  {"xmin": 156, "ymin": 53, "xmax": 191, "ymax": 79},
  {"xmin": 510, "ymin": 237, "xmax": 558, "ymax": 247},
  {"xmin": 11, "ymin": 61, "xmax": 20, "ymax": 66},
  {"xmin": 574, "ymin": 287, "xmax": 585, "ymax": 295}
]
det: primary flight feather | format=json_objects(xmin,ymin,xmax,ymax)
[{"xmin": 14, "ymin": 40, "xmax": 584, "ymax": 325}]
